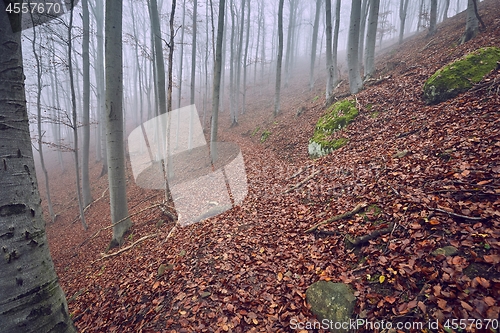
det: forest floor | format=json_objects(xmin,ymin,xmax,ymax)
[{"xmin": 40, "ymin": 2, "xmax": 500, "ymax": 332}]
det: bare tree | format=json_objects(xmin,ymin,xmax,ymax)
[
  {"xmin": 399, "ymin": 0, "xmax": 410, "ymax": 44},
  {"xmin": 325, "ymin": 0, "xmax": 334, "ymax": 99},
  {"xmin": 68, "ymin": 0, "xmax": 88, "ymax": 230},
  {"xmin": 428, "ymin": 0, "xmax": 437, "ymax": 36},
  {"xmin": 105, "ymin": 0, "xmax": 132, "ymax": 248},
  {"xmin": 309, "ymin": 0, "xmax": 322, "ymax": 90},
  {"xmin": 210, "ymin": 0, "xmax": 226, "ymax": 162},
  {"xmin": 0, "ymin": 5, "xmax": 77, "ymax": 331},
  {"xmin": 347, "ymin": 0, "xmax": 363, "ymax": 94},
  {"xmin": 28, "ymin": 11, "xmax": 56, "ymax": 224},
  {"xmin": 82, "ymin": 0, "xmax": 92, "ymax": 206},
  {"xmin": 364, "ymin": 0, "xmax": 380, "ymax": 79},
  {"xmin": 274, "ymin": 0, "xmax": 285, "ymax": 117}
]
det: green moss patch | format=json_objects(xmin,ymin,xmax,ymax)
[
  {"xmin": 308, "ymin": 100, "xmax": 358, "ymax": 158},
  {"xmin": 423, "ymin": 47, "xmax": 500, "ymax": 104}
]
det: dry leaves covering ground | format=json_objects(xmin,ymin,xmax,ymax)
[{"xmin": 40, "ymin": 2, "xmax": 500, "ymax": 332}]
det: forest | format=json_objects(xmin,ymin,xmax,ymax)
[{"xmin": 0, "ymin": 0, "xmax": 499, "ymax": 331}]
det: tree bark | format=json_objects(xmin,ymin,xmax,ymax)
[
  {"xmin": 309, "ymin": 0, "xmax": 322, "ymax": 90},
  {"xmin": 0, "ymin": 5, "xmax": 76, "ymax": 331},
  {"xmin": 82, "ymin": 0, "xmax": 92, "ymax": 207},
  {"xmin": 398, "ymin": 0, "xmax": 409, "ymax": 44},
  {"xmin": 274, "ymin": 0, "xmax": 285, "ymax": 117},
  {"xmin": 325, "ymin": 0, "xmax": 334, "ymax": 99},
  {"xmin": 210, "ymin": 0, "xmax": 226, "ymax": 162},
  {"xmin": 461, "ymin": 0, "xmax": 479, "ymax": 43},
  {"xmin": 105, "ymin": 0, "xmax": 132, "ymax": 249},
  {"xmin": 347, "ymin": 0, "xmax": 363, "ymax": 94},
  {"xmin": 428, "ymin": 0, "xmax": 437, "ymax": 36},
  {"xmin": 364, "ymin": 0, "xmax": 380, "ymax": 78}
]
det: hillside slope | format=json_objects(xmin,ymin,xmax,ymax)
[{"xmin": 44, "ymin": 2, "xmax": 500, "ymax": 332}]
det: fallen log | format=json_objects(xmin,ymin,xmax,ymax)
[{"xmin": 305, "ymin": 202, "xmax": 367, "ymax": 233}]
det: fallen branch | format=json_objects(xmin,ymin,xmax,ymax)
[
  {"xmin": 97, "ymin": 233, "xmax": 158, "ymax": 261},
  {"xmin": 78, "ymin": 202, "xmax": 175, "ymax": 248},
  {"xmin": 305, "ymin": 202, "xmax": 368, "ymax": 233},
  {"xmin": 428, "ymin": 207, "xmax": 485, "ymax": 221},
  {"xmin": 283, "ymin": 169, "xmax": 321, "ymax": 194},
  {"xmin": 346, "ymin": 222, "xmax": 394, "ymax": 246},
  {"xmin": 288, "ymin": 165, "xmax": 312, "ymax": 180},
  {"xmin": 83, "ymin": 186, "xmax": 109, "ymax": 213}
]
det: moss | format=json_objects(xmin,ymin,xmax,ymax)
[
  {"xmin": 260, "ymin": 130, "xmax": 271, "ymax": 143},
  {"xmin": 251, "ymin": 126, "xmax": 260, "ymax": 137},
  {"xmin": 423, "ymin": 47, "xmax": 500, "ymax": 104},
  {"xmin": 308, "ymin": 99, "xmax": 358, "ymax": 158}
]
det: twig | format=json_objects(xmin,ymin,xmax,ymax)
[
  {"xmin": 287, "ymin": 165, "xmax": 312, "ymax": 180},
  {"xmin": 305, "ymin": 202, "xmax": 368, "ymax": 233},
  {"xmin": 428, "ymin": 207, "xmax": 485, "ymax": 221},
  {"xmin": 96, "ymin": 233, "xmax": 158, "ymax": 261},
  {"xmin": 83, "ymin": 186, "xmax": 108, "ymax": 213},
  {"xmin": 283, "ymin": 169, "xmax": 321, "ymax": 194}
]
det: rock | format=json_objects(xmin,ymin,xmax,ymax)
[
  {"xmin": 308, "ymin": 99, "xmax": 357, "ymax": 158},
  {"xmin": 432, "ymin": 246, "xmax": 458, "ymax": 257},
  {"xmin": 306, "ymin": 281, "xmax": 356, "ymax": 333},
  {"xmin": 422, "ymin": 47, "xmax": 500, "ymax": 105}
]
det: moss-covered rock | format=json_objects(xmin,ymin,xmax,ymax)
[
  {"xmin": 308, "ymin": 100, "xmax": 358, "ymax": 158},
  {"xmin": 423, "ymin": 47, "xmax": 500, "ymax": 104},
  {"xmin": 306, "ymin": 281, "xmax": 356, "ymax": 333}
]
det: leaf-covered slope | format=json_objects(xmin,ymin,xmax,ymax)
[{"xmin": 41, "ymin": 1, "xmax": 500, "ymax": 331}]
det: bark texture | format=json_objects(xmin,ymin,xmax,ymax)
[{"xmin": 0, "ymin": 5, "xmax": 76, "ymax": 332}]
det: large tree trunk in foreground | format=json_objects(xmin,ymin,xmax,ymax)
[
  {"xmin": 0, "ymin": 6, "xmax": 76, "ymax": 332},
  {"xmin": 105, "ymin": 0, "xmax": 132, "ymax": 249}
]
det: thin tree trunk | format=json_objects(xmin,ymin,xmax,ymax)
[
  {"xmin": 211, "ymin": 0, "xmax": 226, "ymax": 162},
  {"xmin": 309, "ymin": 0, "xmax": 322, "ymax": 90},
  {"xmin": 399, "ymin": 0, "xmax": 410, "ymax": 44},
  {"xmin": 68, "ymin": 0, "xmax": 88, "ymax": 230},
  {"xmin": 242, "ymin": 0, "xmax": 250, "ymax": 114},
  {"xmin": 29, "ymin": 14, "xmax": 56, "ymax": 224},
  {"xmin": 325, "ymin": 0, "xmax": 334, "ymax": 99},
  {"xmin": 274, "ymin": 0, "xmax": 285, "ymax": 117},
  {"xmin": 332, "ymin": 0, "xmax": 341, "ymax": 86},
  {"xmin": 428, "ymin": 0, "xmax": 437, "ymax": 36},
  {"xmin": 82, "ymin": 0, "xmax": 92, "ymax": 207}
]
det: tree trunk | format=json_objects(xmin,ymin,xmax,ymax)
[
  {"xmin": 105, "ymin": 0, "xmax": 132, "ymax": 249},
  {"xmin": 357, "ymin": 0, "xmax": 369, "ymax": 68},
  {"xmin": 82, "ymin": 0, "xmax": 92, "ymax": 207},
  {"xmin": 325, "ymin": 0, "xmax": 334, "ymax": 99},
  {"xmin": 274, "ymin": 0, "xmax": 285, "ymax": 117},
  {"xmin": 332, "ymin": 0, "xmax": 341, "ymax": 86},
  {"xmin": 210, "ymin": 0, "xmax": 226, "ymax": 162},
  {"xmin": 461, "ymin": 0, "xmax": 479, "ymax": 43},
  {"xmin": 442, "ymin": 0, "xmax": 450, "ymax": 20},
  {"xmin": 190, "ymin": 0, "xmax": 197, "ymax": 106},
  {"xmin": 0, "ymin": 6, "xmax": 77, "ymax": 332},
  {"xmin": 242, "ymin": 0, "xmax": 251, "ymax": 114},
  {"xmin": 347, "ymin": 0, "xmax": 363, "ymax": 94},
  {"xmin": 177, "ymin": 0, "xmax": 186, "ymax": 109},
  {"xmin": 168, "ymin": 0, "xmax": 176, "ymax": 112},
  {"xmin": 428, "ymin": 0, "xmax": 437, "ymax": 36},
  {"xmin": 149, "ymin": 0, "xmax": 167, "ymax": 115},
  {"xmin": 284, "ymin": 0, "xmax": 297, "ymax": 87},
  {"xmin": 364, "ymin": 0, "xmax": 380, "ymax": 78},
  {"xmin": 68, "ymin": 0, "xmax": 88, "ymax": 230},
  {"xmin": 309, "ymin": 0, "xmax": 322, "ymax": 90},
  {"xmin": 29, "ymin": 13, "xmax": 56, "ymax": 224},
  {"xmin": 399, "ymin": 0, "xmax": 409, "ymax": 44}
]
